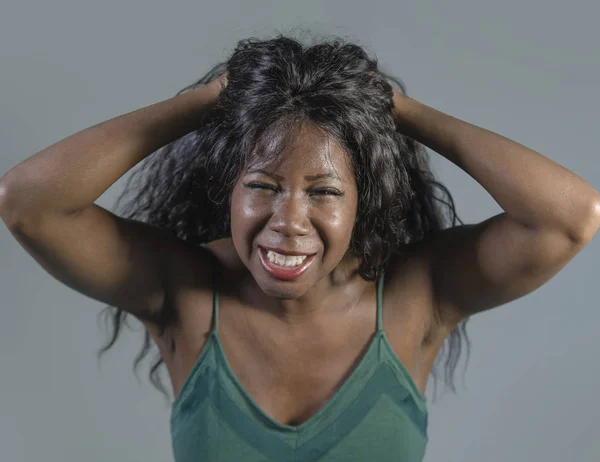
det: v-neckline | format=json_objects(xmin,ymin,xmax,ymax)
[{"xmin": 213, "ymin": 328, "xmax": 383, "ymax": 432}]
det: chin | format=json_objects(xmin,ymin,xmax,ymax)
[
  {"xmin": 249, "ymin": 248, "xmax": 321, "ymax": 299},
  {"xmin": 257, "ymin": 279, "xmax": 310, "ymax": 300}
]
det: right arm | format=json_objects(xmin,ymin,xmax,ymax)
[{"xmin": 0, "ymin": 77, "xmax": 225, "ymax": 323}]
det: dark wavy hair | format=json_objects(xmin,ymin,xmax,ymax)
[{"xmin": 97, "ymin": 34, "xmax": 469, "ymax": 401}]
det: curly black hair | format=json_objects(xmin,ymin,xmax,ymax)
[{"xmin": 97, "ymin": 34, "xmax": 469, "ymax": 401}]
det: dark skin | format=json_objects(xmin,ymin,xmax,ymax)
[
  {"xmin": 169, "ymin": 121, "xmax": 434, "ymax": 426},
  {"xmin": 230, "ymin": 121, "xmax": 360, "ymax": 316},
  {"xmin": 2, "ymin": 71, "xmax": 599, "ymax": 427}
]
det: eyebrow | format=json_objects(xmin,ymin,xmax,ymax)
[{"xmin": 248, "ymin": 169, "xmax": 339, "ymax": 182}]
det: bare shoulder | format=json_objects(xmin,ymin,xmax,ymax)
[
  {"xmin": 160, "ymin": 237, "xmax": 241, "ymax": 351},
  {"xmin": 383, "ymin": 242, "xmax": 438, "ymax": 345},
  {"xmin": 150, "ymin": 237, "xmax": 244, "ymax": 395},
  {"xmin": 381, "ymin": 241, "xmax": 450, "ymax": 390}
]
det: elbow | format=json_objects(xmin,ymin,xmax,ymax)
[
  {"xmin": 0, "ymin": 179, "xmax": 11, "ymax": 221},
  {"xmin": 0, "ymin": 176, "xmax": 23, "ymax": 228},
  {"xmin": 570, "ymin": 197, "xmax": 600, "ymax": 243}
]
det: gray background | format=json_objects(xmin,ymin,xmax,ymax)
[{"xmin": 1, "ymin": 0, "xmax": 598, "ymax": 461}]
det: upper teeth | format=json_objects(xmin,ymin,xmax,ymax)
[{"xmin": 266, "ymin": 250, "xmax": 308, "ymax": 267}]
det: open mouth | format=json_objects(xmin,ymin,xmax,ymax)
[{"xmin": 258, "ymin": 247, "xmax": 316, "ymax": 281}]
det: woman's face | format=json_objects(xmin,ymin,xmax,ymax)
[{"xmin": 230, "ymin": 124, "xmax": 358, "ymax": 299}]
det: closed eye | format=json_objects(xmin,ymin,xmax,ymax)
[
  {"xmin": 244, "ymin": 182, "xmax": 279, "ymax": 192},
  {"xmin": 310, "ymin": 188, "xmax": 344, "ymax": 197}
]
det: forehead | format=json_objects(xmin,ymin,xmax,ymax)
[{"xmin": 245, "ymin": 122, "xmax": 353, "ymax": 178}]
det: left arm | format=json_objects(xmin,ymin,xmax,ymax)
[{"xmin": 391, "ymin": 91, "xmax": 600, "ymax": 325}]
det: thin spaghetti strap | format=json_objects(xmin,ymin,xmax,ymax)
[
  {"xmin": 376, "ymin": 270, "xmax": 385, "ymax": 332},
  {"xmin": 199, "ymin": 243, "xmax": 220, "ymax": 334},
  {"xmin": 211, "ymin": 267, "xmax": 220, "ymax": 334}
]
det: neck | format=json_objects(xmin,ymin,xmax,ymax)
[{"xmin": 242, "ymin": 255, "xmax": 367, "ymax": 328}]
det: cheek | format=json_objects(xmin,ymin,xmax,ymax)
[
  {"xmin": 327, "ymin": 209, "xmax": 354, "ymax": 236},
  {"xmin": 317, "ymin": 200, "xmax": 357, "ymax": 245},
  {"xmin": 230, "ymin": 187, "xmax": 268, "ymax": 247},
  {"xmin": 229, "ymin": 187, "xmax": 248, "ymax": 247},
  {"xmin": 232, "ymin": 184, "xmax": 272, "ymax": 220}
]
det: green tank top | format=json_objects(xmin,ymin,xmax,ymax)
[{"xmin": 170, "ymin": 270, "xmax": 429, "ymax": 461}]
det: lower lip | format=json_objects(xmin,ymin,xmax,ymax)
[{"xmin": 258, "ymin": 248, "xmax": 315, "ymax": 281}]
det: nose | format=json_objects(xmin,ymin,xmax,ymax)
[{"xmin": 268, "ymin": 193, "xmax": 310, "ymax": 237}]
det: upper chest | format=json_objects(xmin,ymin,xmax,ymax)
[
  {"xmin": 165, "ymin": 248, "xmax": 435, "ymax": 428},
  {"xmin": 229, "ymin": 304, "xmax": 426, "ymax": 427},
  {"xmin": 186, "ymin": 281, "xmax": 429, "ymax": 427}
]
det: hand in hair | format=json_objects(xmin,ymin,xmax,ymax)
[
  {"xmin": 205, "ymin": 71, "xmax": 228, "ymax": 99},
  {"xmin": 391, "ymin": 85, "xmax": 409, "ymax": 117}
]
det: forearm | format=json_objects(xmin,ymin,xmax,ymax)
[
  {"xmin": 392, "ymin": 93, "xmax": 600, "ymax": 240},
  {"xmin": 0, "ymin": 85, "xmax": 218, "ymax": 218}
]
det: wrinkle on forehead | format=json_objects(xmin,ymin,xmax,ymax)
[{"xmin": 244, "ymin": 118, "xmax": 353, "ymax": 180}]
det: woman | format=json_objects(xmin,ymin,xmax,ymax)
[{"xmin": 1, "ymin": 35, "xmax": 598, "ymax": 461}]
